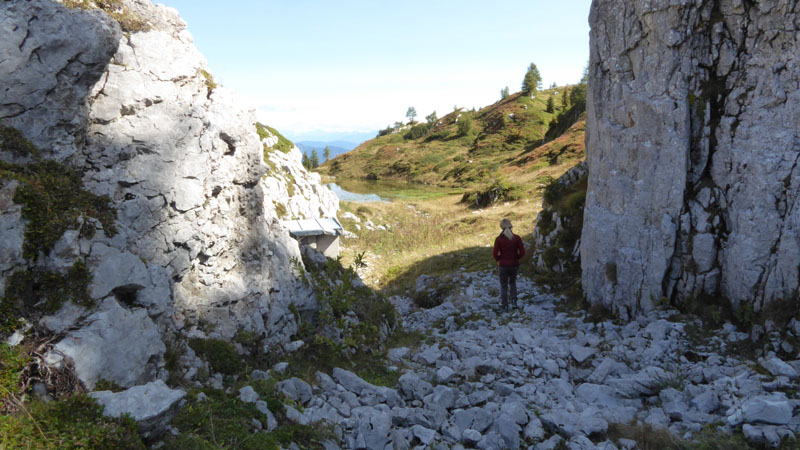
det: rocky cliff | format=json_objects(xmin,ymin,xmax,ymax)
[
  {"xmin": 1, "ymin": 0, "xmax": 337, "ymax": 390},
  {"xmin": 583, "ymin": 0, "xmax": 800, "ymax": 319}
]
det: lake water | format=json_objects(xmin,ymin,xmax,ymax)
[
  {"xmin": 327, "ymin": 183, "xmax": 386, "ymax": 202},
  {"xmin": 327, "ymin": 179, "xmax": 462, "ymax": 203}
]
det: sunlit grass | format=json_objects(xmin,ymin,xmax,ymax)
[{"xmin": 338, "ymin": 193, "xmax": 541, "ymax": 295}]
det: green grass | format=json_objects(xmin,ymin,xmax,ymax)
[
  {"xmin": 0, "ymin": 394, "xmax": 145, "ymax": 449},
  {"xmin": 62, "ymin": 0, "xmax": 150, "ymax": 32},
  {"xmin": 256, "ymin": 123, "xmax": 294, "ymax": 154},
  {"xmin": 162, "ymin": 385, "xmax": 332, "ymax": 450},
  {"xmin": 318, "ymin": 86, "xmax": 586, "ymax": 220},
  {"xmin": 0, "ymin": 342, "xmax": 30, "ymax": 411},
  {"xmin": 318, "ymin": 88, "xmax": 578, "ymax": 189}
]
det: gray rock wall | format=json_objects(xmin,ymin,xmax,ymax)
[
  {"xmin": 583, "ymin": 0, "xmax": 800, "ymax": 319},
  {"xmin": 1, "ymin": 0, "xmax": 337, "ymax": 386}
]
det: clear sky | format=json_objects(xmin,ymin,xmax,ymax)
[{"xmin": 157, "ymin": 0, "xmax": 592, "ymax": 141}]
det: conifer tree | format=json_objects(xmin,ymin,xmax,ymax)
[
  {"xmin": 302, "ymin": 153, "xmax": 311, "ymax": 169},
  {"xmin": 406, "ymin": 107, "xmax": 417, "ymax": 124},
  {"xmin": 310, "ymin": 148, "xmax": 320, "ymax": 168},
  {"xmin": 561, "ymin": 89, "xmax": 570, "ymax": 109},
  {"xmin": 500, "ymin": 86, "xmax": 510, "ymax": 100},
  {"xmin": 457, "ymin": 114, "xmax": 473, "ymax": 136},
  {"xmin": 323, "ymin": 145, "xmax": 331, "ymax": 162},
  {"xmin": 425, "ymin": 111, "xmax": 438, "ymax": 126},
  {"xmin": 546, "ymin": 96, "xmax": 555, "ymax": 113},
  {"xmin": 521, "ymin": 62, "xmax": 542, "ymax": 95}
]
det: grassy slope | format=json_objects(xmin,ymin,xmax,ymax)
[
  {"xmin": 317, "ymin": 87, "xmax": 585, "ymax": 198},
  {"xmin": 323, "ymin": 87, "xmax": 587, "ymax": 293}
]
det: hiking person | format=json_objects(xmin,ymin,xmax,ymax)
[{"xmin": 492, "ymin": 218, "xmax": 525, "ymax": 311}]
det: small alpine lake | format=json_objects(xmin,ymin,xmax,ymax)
[{"xmin": 327, "ymin": 179, "xmax": 462, "ymax": 203}]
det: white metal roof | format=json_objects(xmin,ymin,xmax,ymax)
[{"xmin": 281, "ymin": 217, "xmax": 344, "ymax": 238}]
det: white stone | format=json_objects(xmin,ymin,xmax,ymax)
[
  {"xmin": 39, "ymin": 301, "xmax": 87, "ymax": 333},
  {"xmin": 742, "ymin": 394, "xmax": 793, "ymax": 425},
  {"xmin": 53, "ymin": 298, "xmax": 164, "ymax": 389},
  {"xmin": 570, "ymin": 345, "xmax": 596, "ymax": 364},
  {"xmin": 238, "ymin": 386, "xmax": 259, "ymax": 403},
  {"xmin": 89, "ymin": 380, "xmax": 185, "ymax": 439},
  {"xmin": 88, "ymin": 244, "xmax": 150, "ymax": 300},
  {"xmin": 436, "ymin": 366, "xmax": 456, "ymax": 384},
  {"xmin": 387, "ymin": 347, "xmax": 410, "ymax": 363},
  {"xmin": 760, "ymin": 355, "xmax": 798, "ymax": 379},
  {"xmin": 276, "ymin": 377, "xmax": 313, "ymax": 405},
  {"xmin": 411, "ymin": 425, "xmax": 436, "ymax": 445},
  {"xmin": 524, "ymin": 417, "xmax": 545, "ymax": 440}
]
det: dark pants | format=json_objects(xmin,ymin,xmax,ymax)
[{"xmin": 498, "ymin": 266, "xmax": 518, "ymax": 308}]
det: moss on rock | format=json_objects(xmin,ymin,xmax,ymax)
[{"xmin": 0, "ymin": 160, "xmax": 117, "ymax": 260}]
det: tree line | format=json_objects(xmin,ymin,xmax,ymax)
[{"xmin": 302, "ymin": 146, "xmax": 331, "ymax": 170}]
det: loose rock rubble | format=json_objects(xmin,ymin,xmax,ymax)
[{"xmin": 247, "ymin": 271, "xmax": 799, "ymax": 449}]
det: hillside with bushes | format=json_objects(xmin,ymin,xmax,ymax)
[{"xmin": 317, "ymin": 84, "xmax": 587, "ymax": 206}]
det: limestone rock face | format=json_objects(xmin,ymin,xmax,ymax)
[
  {"xmin": 1, "ymin": 0, "xmax": 336, "ymax": 386},
  {"xmin": 54, "ymin": 298, "xmax": 164, "ymax": 389},
  {"xmin": 583, "ymin": 0, "xmax": 800, "ymax": 318},
  {"xmin": 262, "ymin": 145, "xmax": 339, "ymax": 221},
  {"xmin": 0, "ymin": 0, "xmax": 121, "ymax": 162}
]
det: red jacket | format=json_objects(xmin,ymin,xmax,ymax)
[{"xmin": 493, "ymin": 233, "xmax": 525, "ymax": 267}]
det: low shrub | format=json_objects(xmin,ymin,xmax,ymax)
[
  {"xmin": 199, "ymin": 69, "xmax": 216, "ymax": 96},
  {"xmin": 0, "ymin": 262, "xmax": 93, "ymax": 335},
  {"xmin": 188, "ymin": 338, "xmax": 241, "ymax": 376},
  {"xmin": 404, "ymin": 123, "xmax": 430, "ymax": 140},
  {"xmin": 288, "ymin": 253, "xmax": 397, "ymax": 378},
  {"xmin": 411, "ymin": 282, "xmax": 454, "ymax": 309},
  {"xmin": 460, "ymin": 178, "xmax": 521, "ymax": 209},
  {"xmin": 0, "ymin": 125, "xmax": 39, "ymax": 158}
]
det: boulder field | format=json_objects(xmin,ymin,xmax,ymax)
[{"xmin": 234, "ymin": 270, "xmax": 800, "ymax": 449}]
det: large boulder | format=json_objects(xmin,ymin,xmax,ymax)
[
  {"xmin": 53, "ymin": 298, "xmax": 164, "ymax": 389},
  {"xmin": 89, "ymin": 380, "xmax": 186, "ymax": 439},
  {"xmin": 583, "ymin": 0, "xmax": 800, "ymax": 318}
]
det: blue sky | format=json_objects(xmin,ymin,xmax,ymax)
[{"xmin": 157, "ymin": 0, "xmax": 591, "ymax": 141}]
